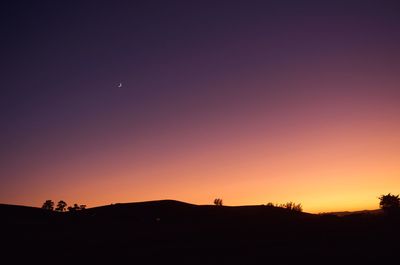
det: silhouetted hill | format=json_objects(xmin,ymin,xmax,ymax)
[
  {"xmin": 0, "ymin": 203, "xmax": 59, "ymax": 223},
  {"xmin": 81, "ymin": 200, "xmax": 313, "ymax": 225},
  {"xmin": 2, "ymin": 200, "xmax": 399, "ymax": 264},
  {"xmin": 322, "ymin": 209, "xmax": 383, "ymax": 217}
]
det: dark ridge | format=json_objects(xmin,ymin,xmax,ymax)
[
  {"xmin": 75, "ymin": 200, "xmax": 314, "ymax": 226},
  {"xmin": 2, "ymin": 200, "xmax": 399, "ymax": 264},
  {"xmin": 88, "ymin": 199, "xmax": 196, "ymax": 211},
  {"xmin": 323, "ymin": 209, "xmax": 383, "ymax": 217},
  {"xmin": 0, "ymin": 203, "xmax": 60, "ymax": 223}
]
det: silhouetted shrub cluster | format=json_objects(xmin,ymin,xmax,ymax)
[
  {"xmin": 280, "ymin": 202, "xmax": 303, "ymax": 212},
  {"xmin": 41, "ymin": 200, "xmax": 86, "ymax": 212},
  {"xmin": 264, "ymin": 201, "xmax": 303, "ymax": 212},
  {"xmin": 68, "ymin": 203, "xmax": 86, "ymax": 212},
  {"xmin": 214, "ymin": 198, "xmax": 223, "ymax": 206}
]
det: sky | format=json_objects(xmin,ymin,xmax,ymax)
[{"xmin": 1, "ymin": 1, "xmax": 400, "ymax": 213}]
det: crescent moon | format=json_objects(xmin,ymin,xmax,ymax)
[{"xmin": 118, "ymin": 83, "xmax": 122, "ymax": 88}]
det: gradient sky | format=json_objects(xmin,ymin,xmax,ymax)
[{"xmin": 1, "ymin": 1, "xmax": 400, "ymax": 213}]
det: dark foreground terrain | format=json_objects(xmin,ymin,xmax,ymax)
[{"xmin": 1, "ymin": 200, "xmax": 399, "ymax": 264}]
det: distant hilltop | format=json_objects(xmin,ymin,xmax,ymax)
[{"xmin": 321, "ymin": 209, "xmax": 382, "ymax": 217}]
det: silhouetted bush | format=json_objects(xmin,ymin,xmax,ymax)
[
  {"xmin": 41, "ymin": 200, "xmax": 54, "ymax": 211},
  {"xmin": 292, "ymin": 203, "xmax": 303, "ymax": 212},
  {"xmin": 68, "ymin": 203, "xmax": 81, "ymax": 212},
  {"xmin": 279, "ymin": 202, "xmax": 303, "ymax": 212},
  {"xmin": 67, "ymin": 203, "xmax": 86, "ymax": 212},
  {"xmin": 266, "ymin": 202, "xmax": 275, "ymax": 207},
  {"xmin": 379, "ymin": 193, "xmax": 400, "ymax": 216},
  {"xmin": 55, "ymin": 200, "xmax": 67, "ymax": 212},
  {"xmin": 214, "ymin": 198, "xmax": 223, "ymax": 206}
]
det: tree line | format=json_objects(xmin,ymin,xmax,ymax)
[
  {"xmin": 42, "ymin": 200, "xmax": 86, "ymax": 212},
  {"xmin": 213, "ymin": 198, "xmax": 303, "ymax": 212}
]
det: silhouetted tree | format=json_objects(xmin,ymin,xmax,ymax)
[
  {"xmin": 55, "ymin": 200, "xmax": 67, "ymax": 212},
  {"xmin": 79, "ymin": 205, "xmax": 86, "ymax": 210},
  {"xmin": 42, "ymin": 200, "xmax": 54, "ymax": 211},
  {"xmin": 379, "ymin": 193, "xmax": 400, "ymax": 215},
  {"xmin": 266, "ymin": 202, "xmax": 275, "ymax": 207},
  {"xmin": 214, "ymin": 198, "xmax": 223, "ymax": 206}
]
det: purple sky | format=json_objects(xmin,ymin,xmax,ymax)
[{"xmin": 1, "ymin": 1, "xmax": 400, "ymax": 212}]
